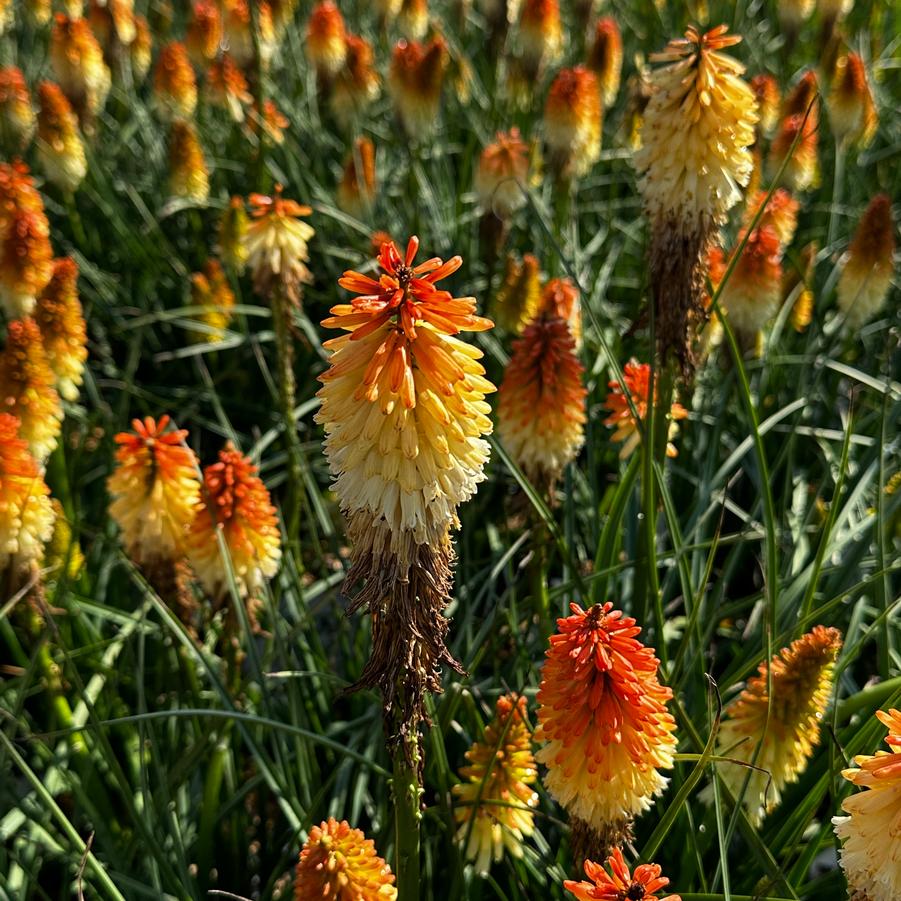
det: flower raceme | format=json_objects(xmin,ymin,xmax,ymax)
[
  {"xmin": 187, "ymin": 259, "xmax": 235, "ymax": 343},
  {"xmin": 186, "ymin": 442, "xmax": 280, "ymax": 603},
  {"xmin": 741, "ymin": 188, "xmax": 799, "ymax": 250},
  {"xmin": 565, "ymin": 848, "xmax": 681, "ymax": 901},
  {"xmin": 218, "ymin": 197, "xmax": 250, "ymax": 274},
  {"xmin": 476, "ymin": 128, "xmax": 530, "ymax": 220},
  {"xmin": 750, "ymin": 73, "xmax": 780, "ymax": 135},
  {"xmin": 388, "ymin": 37, "xmax": 449, "ymax": 138},
  {"xmin": 36, "ymin": 81, "xmax": 87, "ymax": 194},
  {"xmin": 586, "ymin": 18, "xmax": 623, "ymax": 108},
  {"xmin": 0, "ymin": 67, "xmax": 36, "ymax": 149},
  {"xmin": 243, "ymin": 186, "xmax": 315, "ymax": 303},
  {"xmin": 50, "ymin": 14, "xmax": 110, "ymax": 123},
  {"xmin": 833, "ymin": 709, "xmax": 901, "ymax": 901},
  {"xmin": 316, "ymin": 236, "xmax": 494, "ymax": 729},
  {"xmin": 167, "ymin": 119, "xmax": 209, "ymax": 204},
  {"xmin": 305, "ymin": 1, "xmax": 347, "ymax": 80},
  {"xmin": 107, "ymin": 415, "xmax": 201, "ymax": 574},
  {"xmin": 828, "ymin": 52, "xmax": 877, "ymax": 148},
  {"xmin": 498, "ymin": 311, "xmax": 587, "ymax": 492},
  {"xmin": 0, "ymin": 413, "xmax": 54, "ymax": 578},
  {"xmin": 837, "ymin": 193, "xmax": 895, "ymax": 328},
  {"xmin": 713, "ymin": 625, "xmax": 842, "ymax": 824},
  {"xmin": 205, "ymin": 55, "xmax": 252, "ymax": 122},
  {"xmin": 337, "ymin": 137, "xmax": 377, "ymax": 219},
  {"xmin": 331, "ymin": 34, "xmax": 380, "ymax": 130},
  {"xmin": 295, "ymin": 818, "xmax": 396, "ymax": 901},
  {"xmin": 536, "ymin": 603, "xmax": 677, "ymax": 852},
  {"xmin": 544, "ymin": 66, "xmax": 602, "ymax": 181},
  {"xmin": 153, "ymin": 42, "xmax": 198, "ymax": 121},
  {"xmin": 635, "ymin": 25, "xmax": 757, "ymax": 374},
  {"xmin": 491, "ymin": 254, "xmax": 541, "ymax": 334},
  {"xmin": 603, "ymin": 361, "xmax": 688, "ymax": 459},
  {"xmin": 453, "ymin": 694, "xmax": 538, "ymax": 874}
]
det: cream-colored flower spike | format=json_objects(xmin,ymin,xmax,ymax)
[{"xmin": 635, "ymin": 25, "xmax": 758, "ymax": 374}]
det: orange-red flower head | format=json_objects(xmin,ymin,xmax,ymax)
[
  {"xmin": 50, "ymin": 14, "xmax": 111, "ymax": 121},
  {"xmin": 587, "ymin": 17, "xmax": 623, "ymax": 108},
  {"xmin": 565, "ymin": 848, "xmax": 681, "ymax": 901},
  {"xmin": 517, "ymin": 0, "xmax": 562, "ymax": 75},
  {"xmin": 33, "ymin": 257, "xmax": 88, "ymax": 401},
  {"xmin": 154, "ymin": 42, "xmax": 198, "ymax": 120},
  {"xmin": 205, "ymin": 54, "xmax": 252, "ymax": 122},
  {"xmin": 388, "ymin": 37, "xmax": 449, "ymax": 138},
  {"xmin": 107, "ymin": 415, "xmax": 202, "ymax": 569},
  {"xmin": 717, "ymin": 224, "xmax": 783, "ymax": 337},
  {"xmin": 36, "ymin": 81, "xmax": 87, "ymax": 194},
  {"xmin": 0, "ymin": 208, "xmax": 54, "ymax": 320},
  {"xmin": 331, "ymin": 34, "xmax": 380, "ymax": 129},
  {"xmin": 837, "ymin": 194, "xmax": 895, "ymax": 327},
  {"xmin": 544, "ymin": 66, "xmax": 602, "ymax": 180},
  {"xmin": 0, "ymin": 67, "xmax": 36, "ymax": 149},
  {"xmin": 0, "ymin": 318, "xmax": 63, "ymax": 463},
  {"xmin": 750, "ymin": 72, "xmax": 781, "ymax": 134},
  {"xmin": 538, "ymin": 277, "xmax": 581, "ymax": 345},
  {"xmin": 295, "ymin": 819, "xmax": 396, "ymax": 901},
  {"xmin": 476, "ymin": 127, "xmax": 530, "ymax": 219},
  {"xmin": 337, "ymin": 137, "xmax": 377, "ymax": 219},
  {"xmin": 742, "ymin": 188, "xmax": 799, "ymax": 250},
  {"xmin": 185, "ymin": 1, "xmax": 222, "ymax": 68},
  {"xmin": 306, "ymin": 1, "xmax": 347, "ymax": 78},
  {"xmin": 168, "ymin": 119, "xmax": 209, "ymax": 204},
  {"xmin": 536, "ymin": 603, "xmax": 678, "ymax": 838},
  {"xmin": 186, "ymin": 442, "xmax": 281, "ymax": 601},
  {"xmin": 828, "ymin": 52, "xmax": 877, "ymax": 148},
  {"xmin": 603, "ymin": 362, "xmax": 688, "ymax": 459}
]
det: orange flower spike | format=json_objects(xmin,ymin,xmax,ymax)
[
  {"xmin": 518, "ymin": 0, "xmax": 562, "ymax": 76},
  {"xmin": 536, "ymin": 603, "xmax": 678, "ymax": 844},
  {"xmin": 130, "ymin": 14, "xmax": 153, "ymax": 82},
  {"xmin": 399, "ymin": 0, "xmax": 429, "ymax": 40},
  {"xmin": 768, "ymin": 110, "xmax": 818, "ymax": 192},
  {"xmin": 295, "ymin": 819, "xmax": 396, "ymax": 901},
  {"xmin": 0, "ymin": 67, "xmax": 36, "ymax": 149},
  {"xmin": 829, "ymin": 52, "xmax": 877, "ymax": 148},
  {"xmin": 837, "ymin": 194, "xmax": 895, "ymax": 327},
  {"xmin": 833, "ymin": 709, "xmax": 901, "ymax": 901},
  {"xmin": 603, "ymin": 362, "xmax": 688, "ymax": 459},
  {"xmin": 750, "ymin": 73, "xmax": 781, "ymax": 134},
  {"xmin": 565, "ymin": 848, "xmax": 681, "ymax": 901},
  {"xmin": 544, "ymin": 66, "xmax": 602, "ymax": 180},
  {"xmin": 154, "ymin": 42, "xmax": 198, "ymax": 121},
  {"xmin": 719, "ymin": 224, "xmax": 783, "ymax": 337},
  {"xmin": 0, "ymin": 208, "xmax": 54, "ymax": 321},
  {"xmin": 587, "ymin": 17, "xmax": 623, "ymax": 108},
  {"xmin": 492, "ymin": 254, "xmax": 542, "ymax": 333},
  {"xmin": 36, "ymin": 81, "xmax": 87, "ymax": 194},
  {"xmin": 50, "ymin": 14, "xmax": 111, "ymax": 120},
  {"xmin": 0, "ymin": 413, "xmax": 55, "ymax": 577},
  {"xmin": 498, "ymin": 313, "xmax": 587, "ymax": 490},
  {"xmin": 337, "ymin": 137, "xmax": 377, "ymax": 218},
  {"xmin": 222, "ymin": 0, "xmax": 276, "ymax": 68},
  {"xmin": 331, "ymin": 34, "xmax": 380, "ymax": 129},
  {"xmin": 741, "ymin": 188, "xmax": 799, "ymax": 250},
  {"xmin": 783, "ymin": 70, "xmax": 818, "ymax": 118},
  {"xmin": 476, "ymin": 128, "xmax": 530, "ymax": 219},
  {"xmin": 388, "ymin": 37, "xmax": 449, "ymax": 138},
  {"xmin": 168, "ymin": 119, "xmax": 209, "ymax": 204},
  {"xmin": 205, "ymin": 54, "xmax": 252, "ymax": 122},
  {"xmin": 714, "ymin": 626, "xmax": 842, "ymax": 823},
  {"xmin": 186, "ymin": 442, "xmax": 280, "ymax": 600},
  {"xmin": 187, "ymin": 258, "xmax": 235, "ymax": 343},
  {"xmin": 107, "ymin": 415, "xmax": 202, "ymax": 569},
  {"xmin": 33, "ymin": 257, "xmax": 88, "ymax": 401},
  {"xmin": 305, "ymin": 1, "xmax": 347, "ymax": 79},
  {"xmin": 0, "ymin": 318, "xmax": 63, "ymax": 463},
  {"xmin": 453, "ymin": 695, "xmax": 538, "ymax": 873},
  {"xmin": 539, "ymin": 277, "xmax": 581, "ymax": 345},
  {"xmin": 185, "ymin": 1, "xmax": 222, "ymax": 68},
  {"xmin": 248, "ymin": 99, "xmax": 290, "ymax": 145}
]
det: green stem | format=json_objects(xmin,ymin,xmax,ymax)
[
  {"xmin": 827, "ymin": 141, "xmax": 845, "ymax": 251},
  {"xmin": 197, "ymin": 734, "xmax": 230, "ymax": 891},
  {"xmin": 391, "ymin": 732, "xmax": 422, "ymax": 901}
]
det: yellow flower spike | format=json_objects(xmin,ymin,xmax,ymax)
[
  {"xmin": 0, "ymin": 413, "xmax": 55, "ymax": 578},
  {"xmin": 517, "ymin": 0, "xmax": 562, "ymax": 80},
  {"xmin": 36, "ymin": 81, "xmax": 87, "ymax": 194},
  {"xmin": 185, "ymin": 1, "xmax": 222, "ymax": 69},
  {"xmin": 187, "ymin": 259, "xmax": 235, "ymax": 344},
  {"xmin": 130, "ymin": 15, "xmax": 153, "ymax": 82},
  {"xmin": 587, "ymin": 17, "xmax": 623, "ymax": 108},
  {"xmin": 0, "ymin": 318, "xmax": 63, "ymax": 463},
  {"xmin": 713, "ymin": 626, "xmax": 842, "ymax": 824},
  {"xmin": 316, "ymin": 235, "xmax": 494, "ymax": 734},
  {"xmin": 491, "ymin": 254, "xmax": 542, "ymax": 334},
  {"xmin": 218, "ymin": 197, "xmax": 250, "ymax": 275},
  {"xmin": 544, "ymin": 66, "xmax": 602, "ymax": 181},
  {"xmin": 476, "ymin": 128, "xmax": 530, "ymax": 220},
  {"xmin": 750, "ymin": 73, "xmax": 781, "ymax": 135},
  {"xmin": 50, "ymin": 14, "xmax": 111, "ymax": 124},
  {"xmin": 153, "ymin": 42, "xmax": 198, "ymax": 121},
  {"xmin": 536, "ymin": 603, "xmax": 678, "ymax": 857},
  {"xmin": 399, "ymin": 0, "xmax": 429, "ymax": 41},
  {"xmin": 186, "ymin": 442, "xmax": 281, "ymax": 602},
  {"xmin": 833, "ymin": 709, "xmax": 901, "ymax": 901},
  {"xmin": 635, "ymin": 25, "xmax": 757, "ymax": 374},
  {"xmin": 33, "ymin": 257, "xmax": 88, "ymax": 402},
  {"xmin": 0, "ymin": 67, "xmax": 36, "ymax": 149},
  {"xmin": 167, "ymin": 119, "xmax": 209, "ymax": 204},
  {"xmin": 453, "ymin": 694, "xmax": 538, "ymax": 874},
  {"xmin": 295, "ymin": 819, "xmax": 396, "ymax": 901},
  {"xmin": 306, "ymin": 1, "xmax": 347, "ymax": 80}
]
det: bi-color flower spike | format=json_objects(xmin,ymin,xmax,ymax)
[
  {"xmin": 836, "ymin": 194, "xmax": 895, "ymax": 328},
  {"xmin": 168, "ymin": 119, "xmax": 209, "ymax": 204},
  {"xmin": 295, "ymin": 819, "xmax": 396, "ymax": 901},
  {"xmin": 750, "ymin": 73, "xmax": 781, "ymax": 135},
  {"xmin": 337, "ymin": 137, "xmax": 377, "ymax": 219},
  {"xmin": 331, "ymin": 35, "xmax": 381, "ymax": 130},
  {"xmin": 186, "ymin": 442, "xmax": 281, "ymax": 602},
  {"xmin": 768, "ymin": 110, "xmax": 818, "ymax": 192},
  {"xmin": 828, "ymin": 52, "xmax": 877, "ymax": 149},
  {"xmin": 833, "ymin": 709, "xmax": 901, "ymax": 901},
  {"xmin": 517, "ymin": 0, "xmax": 562, "ymax": 79},
  {"xmin": 154, "ymin": 42, "xmax": 198, "ymax": 121},
  {"xmin": 777, "ymin": 0, "xmax": 814, "ymax": 37},
  {"xmin": 586, "ymin": 17, "xmax": 623, "ymax": 108},
  {"xmin": 243, "ymin": 187, "xmax": 314, "ymax": 304},
  {"xmin": 187, "ymin": 259, "xmax": 235, "ymax": 343},
  {"xmin": 108, "ymin": 415, "xmax": 202, "ymax": 575},
  {"xmin": 316, "ymin": 236, "xmax": 494, "ymax": 731},
  {"xmin": 538, "ymin": 277, "xmax": 581, "ymax": 347},
  {"xmin": 185, "ymin": 1, "xmax": 222, "ymax": 69},
  {"xmin": 603, "ymin": 362, "xmax": 688, "ymax": 459},
  {"xmin": 476, "ymin": 128, "xmax": 530, "ymax": 220},
  {"xmin": 130, "ymin": 14, "xmax": 153, "ymax": 82},
  {"xmin": 36, "ymin": 81, "xmax": 87, "ymax": 194},
  {"xmin": 498, "ymin": 311, "xmax": 587, "ymax": 492},
  {"xmin": 491, "ymin": 254, "xmax": 542, "ymax": 334},
  {"xmin": 305, "ymin": 1, "xmax": 347, "ymax": 80},
  {"xmin": 218, "ymin": 197, "xmax": 250, "ymax": 275},
  {"xmin": 388, "ymin": 37, "xmax": 449, "ymax": 138},
  {"xmin": 0, "ymin": 413, "xmax": 54, "ymax": 579},
  {"xmin": 565, "ymin": 848, "xmax": 681, "ymax": 901},
  {"xmin": 713, "ymin": 625, "xmax": 842, "ymax": 824},
  {"xmin": 33, "ymin": 258, "xmax": 88, "ymax": 401},
  {"xmin": 0, "ymin": 319, "xmax": 62, "ymax": 463},
  {"xmin": 0, "ymin": 208, "xmax": 54, "ymax": 320},
  {"xmin": 453, "ymin": 694, "xmax": 538, "ymax": 874},
  {"xmin": 0, "ymin": 67, "xmax": 36, "ymax": 149},
  {"xmin": 399, "ymin": 0, "xmax": 429, "ymax": 40},
  {"xmin": 536, "ymin": 603, "xmax": 678, "ymax": 856},
  {"xmin": 741, "ymin": 188, "xmax": 799, "ymax": 250},
  {"xmin": 544, "ymin": 66, "xmax": 602, "ymax": 181},
  {"xmin": 635, "ymin": 25, "xmax": 757, "ymax": 374},
  {"xmin": 50, "ymin": 14, "xmax": 111, "ymax": 123},
  {"xmin": 205, "ymin": 55, "xmax": 252, "ymax": 123}
]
